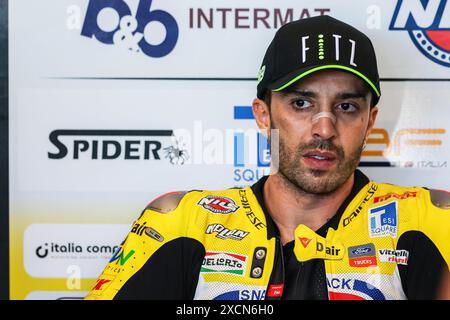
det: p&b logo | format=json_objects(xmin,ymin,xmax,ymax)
[
  {"xmin": 81, "ymin": 0, "xmax": 179, "ymax": 57},
  {"xmin": 390, "ymin": 0, "xmax": 450, "ymax": 67}
]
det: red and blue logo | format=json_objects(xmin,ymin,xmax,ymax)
[
  {"xmin": 390, "ymin": 0, "xmax": 450, "ymax": 67},
  {"xmin": 327, "ymin": 277, "xmax": 386, "ymax": 300}
]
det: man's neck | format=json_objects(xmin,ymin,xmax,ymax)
[{"xmin": 263, "ymin": 172, "xmax": 354, "ymax": 245}]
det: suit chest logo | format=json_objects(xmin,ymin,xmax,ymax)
[
  {"xmin": 201, "ymin": 251, "xmax": 248, "ymax": 276},
  {"xmin": 368, "ymin": 201, "xmax": 398, "ymax": 238},
  {"xmin": 198, "ymin": 195, "xmax": 240, "ymax": 214}
]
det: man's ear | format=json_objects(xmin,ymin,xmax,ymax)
[{"xmin": 252, "ymin": 98, "xmax": 271, "ymax": 131}]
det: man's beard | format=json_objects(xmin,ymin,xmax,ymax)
[{"xmin": 276, "ymin": 136, "xmax": 364, "ymax": 195}]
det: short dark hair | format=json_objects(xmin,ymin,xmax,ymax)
[{"xmin": 262, "ymin": 90, "xmax": 272, "ymax": 108}]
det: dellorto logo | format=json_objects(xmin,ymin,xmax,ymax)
[{"xmin": 201, "ymin": 251, "xmax": 248, "ymax": 276}]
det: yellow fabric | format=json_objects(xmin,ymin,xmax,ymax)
[{"xmin": 86, "ymin": 181, "xmax": 450, "ymax": 300}]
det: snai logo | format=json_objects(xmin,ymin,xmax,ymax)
[
  {"xmin": 201, "ymin": 251, "xmax": 247, "ymax": 276},
  {"xmin": 390, "ymin": 0, "xmax": 450, "ymax": 67},
  {"xmin": 213, "ymin": 289, "xmax": 266, "ymax": 300},
  {"xmin": 198, "ymin": 195, "xmax": 240, "ymax": 214}
]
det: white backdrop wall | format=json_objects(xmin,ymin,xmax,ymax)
[{"xmin": 9, "ymin": 0, "xmax": 450, "ymax": 299}]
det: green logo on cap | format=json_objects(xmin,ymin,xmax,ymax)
[
  {"xmin": 257, "ymin": 65, "xmax": 266, "ymax": 84},
  {"xmin": 318, "ymin": 34, "xmax": 325, "ymax": 60}
]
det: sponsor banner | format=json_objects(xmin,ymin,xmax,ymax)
[
  {"xmin": 9, "ymin": 0, "xmax": 450, "ymax": 79},
  {"xmin": 11, "ymin": 83, "xmax": 450, "ymax": 195},
  {"xmin": 201, "ymin": 251, "xmax": 248, "ymax": 276},
  {"xmin": 23, "ymin": 224, "xmax": 130, "ymax": 278},
  {"xmin": 9, "ymin": 0, "xmax": 450, "ymax": 300},
  {"xmin": 378, "ymin": 249, "xmax": 409, "ymax": 265}
]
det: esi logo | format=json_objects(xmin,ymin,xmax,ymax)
[
  {"xmin": 390, "ymin": 0, "xmax": 450, "ymax": 67},
  {"xmin": 368, "ymin": 201, "xmax": 398, "ymax": 238},
  {"xmin": 81, "ymin": 0, "xmax": 179, "ymax": 58},
  {"xmin": 233, "ymin": 106, "xmax": 270, "ymax": 184}
]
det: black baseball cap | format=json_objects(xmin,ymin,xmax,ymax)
[{"xmin": 257, "ymin": 15, "xmax": 381, "ymax": 105}]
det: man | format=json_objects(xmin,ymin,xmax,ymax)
[{"xmin": 86, "ymin": 16, "xmax": 450, "ymax": 300}]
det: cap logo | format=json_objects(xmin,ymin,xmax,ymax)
[
  {"xmin": 301, "ymin": 34, "xmax": 357, "ymax": 66},
  {"xmin": 318, "ymin": 34, "xmax": 325, "ymax": 60},
  {"xmin": 257, "ymin": 65, "xmax": 266, "ymax": 84}
]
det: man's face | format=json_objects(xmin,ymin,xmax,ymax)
[{"xmin": 263, "ymin": 69, "xmax": 378, "ymax": 194}]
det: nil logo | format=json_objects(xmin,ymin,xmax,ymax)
[{"xmin": 81, "ymin": 0, "xmax": 179, "ymax": 58}]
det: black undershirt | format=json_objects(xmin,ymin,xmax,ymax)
[{"xmin": 252, "ymin": 170, "xmax": 370, "ymax": 300}]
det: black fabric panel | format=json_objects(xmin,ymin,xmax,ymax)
[
  {"xmin": 281, "ymin": 241, "xmax": 328, "ymax": 300},
  {"xmin": 397, "ymin": 231, "xmax": 449, "ymax": 299},
  {"xmin": 280, "ymin": 169, "xmax": 369, "ymax": 299},
  {"xmin": 114, "ymin": 238, "xmax": 205, "ymax": 300}
]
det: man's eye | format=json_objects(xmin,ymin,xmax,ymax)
[
  {"xmin": 337, "ymin": 102, "xmax": 357, "ymax": 112},
  {"xmin": 293, "ymin": 100, "xmax": 312, "ymax": 109}
]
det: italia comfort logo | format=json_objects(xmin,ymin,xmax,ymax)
[
  {"xmin": 24, "ymin": 224, "xmax": 130, "ymax": 278},
  {"xmin": 81, "ymin": 0, "xmax": 179, "ymax": 57},
  {"xmin": 390, "ymin": 0, "xmax": 450, "ymax": 67}
]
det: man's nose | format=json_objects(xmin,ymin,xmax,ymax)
[{"xmin": 311, "ymin": 115, "xmax": 337, "ymax": 141}]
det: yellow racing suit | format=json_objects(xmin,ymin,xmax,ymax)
[{"xmin": 85, "ymin": 170, "xmax": 450, "ymax": 300}]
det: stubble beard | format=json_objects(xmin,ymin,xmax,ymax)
[{"xmin": 277, "ymin": 136, "xmax": 364, "ymax": 195}]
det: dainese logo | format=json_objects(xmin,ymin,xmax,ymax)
[
  {"xmin": 81, "ymin": 0, "xmax": 179, "ymax": 57},
  {"xmin": 390, "ymin": 0, "xmax": 450, "ymax": 67}
]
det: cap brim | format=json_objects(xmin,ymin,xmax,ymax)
[{"xmin": 269, "ymin": 64, "xmax": 381, "ymax": 98}]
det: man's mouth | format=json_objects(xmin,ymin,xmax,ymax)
[
  {"xmin": 302, "ymin": 150, "xmax": 338, "ymax": 170},
  {"xmin": 303, "ymin": 151, "xmax": 337, "ymax": 161}
]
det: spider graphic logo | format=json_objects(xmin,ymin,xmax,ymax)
[{"xmin": 163, "ymin": 137, "xmax": 189, "ymax": 165}]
